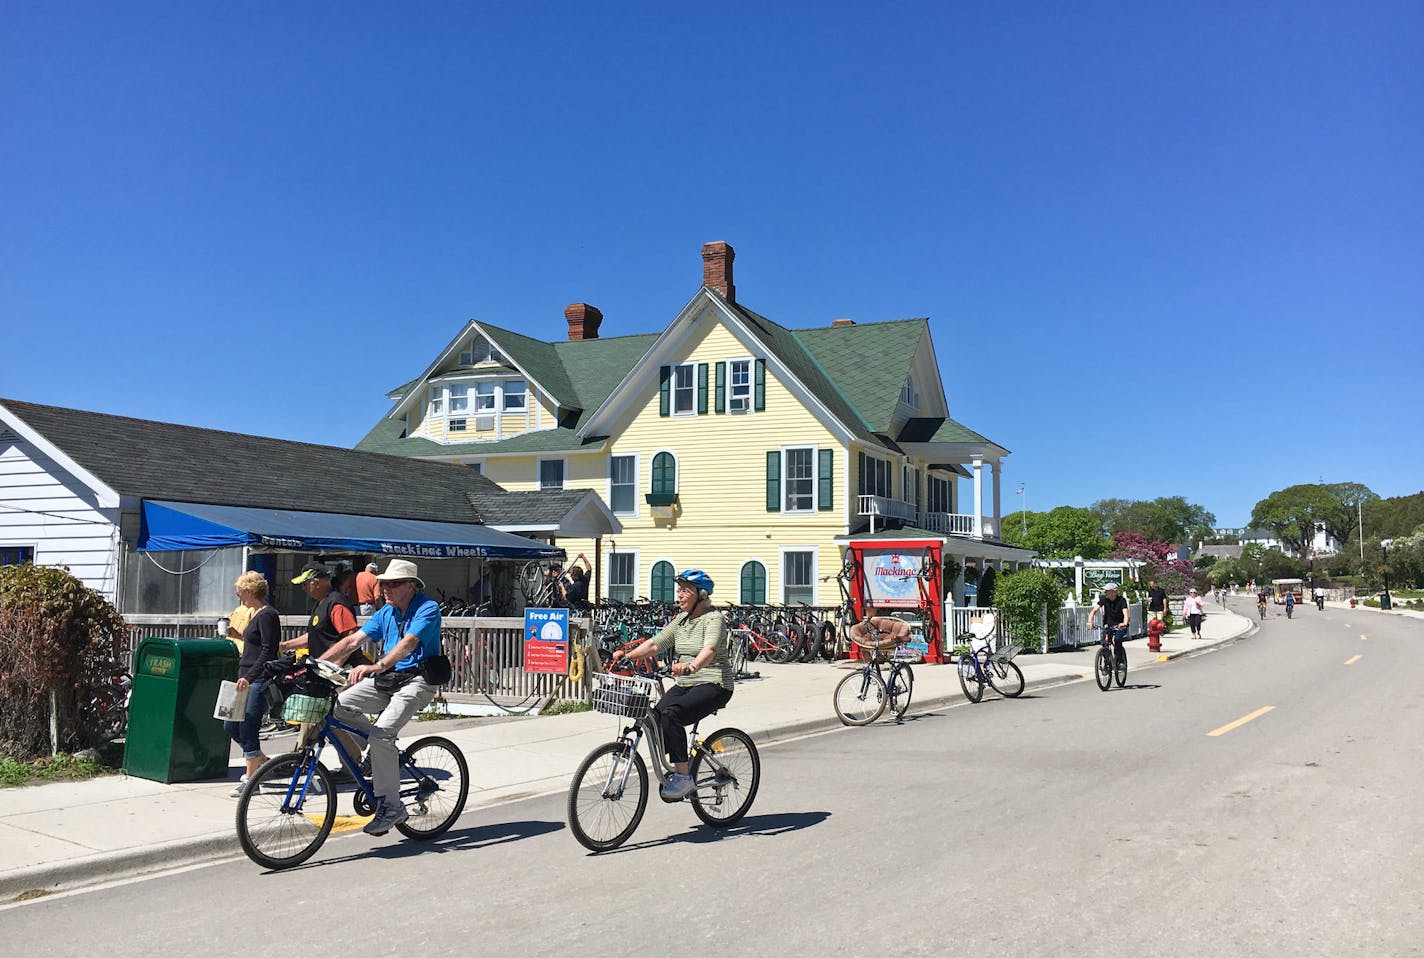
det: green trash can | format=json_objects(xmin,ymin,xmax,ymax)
[
  {"xmin": 1380, "ymin": 592, "xmax": 1393, "ymax": 611},
  {"xmin": 123, "ymin": 637, "xmax": 239, "ymax": 783}
]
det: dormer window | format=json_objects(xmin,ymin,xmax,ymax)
[
  {"xmin": 900, "ymin": 374, "xmax": 919, "ymax": 410},
  {"xmin": 458, "ymin": 336, "xmax": 503, "ymax": 366},
  {"xmin": 502, "ymin": 381, "xmax": 527, "ymax": 411}
]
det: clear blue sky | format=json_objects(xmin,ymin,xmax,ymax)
[{"xmin": 4, "ymin": 2, "xmax": 1421, "ymax": 527}]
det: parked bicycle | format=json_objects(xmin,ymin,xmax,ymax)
[
  {"xmin": 235, "ymin": 655, "xmax": 469, "ymax": 869},
  {"xmin": 955, "ymin": 617, "xmax": 1025, "ymax": 704},
  {"xmin": 566, "ymin": 669, "xmax": 760, "ymax": 852},
  {"xmin": 833, "ymin": 629, "xmax": 915, "ymax": 725},
  {"xmin": 1094, "ymin": 627, "xmax": 1128, "ymax": 691}
]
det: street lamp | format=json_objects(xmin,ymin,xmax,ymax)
[{"xmin": 1381, "ymin": 539, "xmax": 1393, "ymax": 610}]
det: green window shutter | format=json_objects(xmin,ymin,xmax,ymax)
[
  {"xmin": 740, "ymin": 561, "xmax": 767, "ymax": 605},
  {"xmin": 651, "ymin": 451, "xmax": 676, "ymax": 496},
  {"xmin": 651, "ymin": 561, "xmax": 675, "ymax": 603},
  {"xmin": 697, "ymin": 363, "xmax": 709, "ymax": 415},
  {"xmin": 754, "ymin": 359, "xmax": 766, "ymax": 411},
  {"xmin": 818, "ymin": 448, "xmax": 833, "ymax": 511},
  {"xmin": 765, "ymin": 451, "xmax": 781, "ymax": 512},
  {"xmin": 659, "ymin": 366, "xmax": 671, "ymax": 417},
  {"xmin": 714, "ymin": 362, "xmax": 726, "ymax": 414}
]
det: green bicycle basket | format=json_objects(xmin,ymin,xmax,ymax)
[{"xmin": 281, "ymin": 693, "xmax": 331, "ymax": 724}]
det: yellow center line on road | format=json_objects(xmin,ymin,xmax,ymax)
[
  {"xmin": 1344, "ymin": 654, "xmax": 1362, "ymax": 666},
  {"xmin": 1207, "ymin": 706, "xmax": 1275, "ymax": 737}
]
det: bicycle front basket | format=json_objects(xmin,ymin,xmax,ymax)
[
  {"xmin": 590, "ymin": 673, "xmax": 656, "ymax": 719},
  {"xmin": 281, "ymin": 693, "xmax": 331, "ymax": 724}
]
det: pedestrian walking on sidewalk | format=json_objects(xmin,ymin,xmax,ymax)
[
  {"xmin": 1146, "ymin": 579, "xmax": 1168, "ymax": 624},
  {"xmin": 1182, "ymin": 587, "xmax": 1205, "ymax": 639},
  {"xmin": 225, "ymin": 571, "xmax": 281, "ymax": 795}
]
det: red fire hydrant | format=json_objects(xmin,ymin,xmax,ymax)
[{"xmin": 1147, "ymin": 617, "xmax": 1166, "ymax": 652}]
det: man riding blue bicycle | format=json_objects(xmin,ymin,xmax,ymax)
[
  {"xmin": 322, "ymin": 558, "xmax": 442, "ymax": 836},
  {"xmin": 1088, "ymin": 582, "xmax": 1129, "ymax": 668}
]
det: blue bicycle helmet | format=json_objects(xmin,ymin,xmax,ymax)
[{"xmin": 674, "ymin": 569, "xmax": 715, "ymax": 596}]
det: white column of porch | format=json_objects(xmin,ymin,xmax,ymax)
[
  {"xmin": 991, "ymin": 460, "xmax": 1002, "ymax": 540},
  {"xmin": 971, "ymin": 455, "xmax": 984, "ymax": 540}
]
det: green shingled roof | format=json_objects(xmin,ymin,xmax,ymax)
[
  {"xmin": 362, "ymin": 297, "xmax": 1000, "ymax": 460},
  {"xmin": 794, "ymin": 318, "xmax": 928, "ymax": 433}
]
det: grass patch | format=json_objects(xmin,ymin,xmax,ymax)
[
  {"xmin": 541, "ymin": 699, "xmax": 592, "ymax": 716},
  {"xmin": 0, "ymin": 752, "xmax": 113, "ymax": 788}
]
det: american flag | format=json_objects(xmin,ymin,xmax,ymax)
[{"xmin": 1017, "ymin": 485, "xmax": 1024, "ymax": 495}]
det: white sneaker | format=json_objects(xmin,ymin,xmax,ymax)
[
  {"xmin": 659, "ymin": 772, "xmax": 696, "ymax": 802},
  {"xmin": 230, "ymin": 775, "xmax": 249, "ymax": 798},
  {"xmin": 363, "ymin": 800, "xmax": 409, "ymax": 836}
]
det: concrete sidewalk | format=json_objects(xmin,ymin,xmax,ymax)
[{"xmin": 0, "ymin": 607, "xmax": 1254, "ymax": 900}]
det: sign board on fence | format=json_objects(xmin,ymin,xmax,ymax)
[
  {"xmin": 859, "ymin": 548, "xmax": 924, "ymax": 609},
  {"xmin": 524, "ymin": 608, "xmax": 569, "ymax": 674},
  {"xmin": 1083, "ymin": 568, "xmax": 1124, "ymax": 589}
]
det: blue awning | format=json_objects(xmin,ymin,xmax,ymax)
[{"xmin": 138, "ymin": 500, "xmax": 563, "ymax": 560}]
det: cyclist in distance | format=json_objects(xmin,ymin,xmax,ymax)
[
  {"xmin": 1088, "ymin": 582, "xmax": 1130, "ymax": 667},
  {"xmin": 320, "ymin": 559, "xmax": 442, "ymax": 836},
  {"xmin": 849, "ymin": 605, "xmax": 912, "ymax": 648},
  {"xmin": 611, "ymin": 569, "xmax": 732, "ymax": 802},
  {"xmin": 1257, "ymin": 588, "xmax": 1270, "ymax": 618}
]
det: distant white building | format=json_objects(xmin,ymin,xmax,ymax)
[{"xmin": 1238, "ymin": 526, "xmax": 1341, "ymax": 557}]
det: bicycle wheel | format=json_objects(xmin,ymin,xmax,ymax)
[
  {"xmin": 394, "ymin": 736, "xmax": 469, "ymax": 840},
  {"xmin": 690, "ymin": 728, "xmax": 760, "ymax": 827},
  {"xmin": 988, "ymin": 658, "xmax": 1025, "ymax": 698},
  {"xmin": 236, "ymin": 751, "xmax": 336, "ymax": 870},
  {"xmin": 728, "ymin": 633, "xmax": 748, "ymax": 676},
  {"xmin": 766, "ymin": 632, "xmax": 796, "ymax": 664},
  {"xmin": 890, "ymin": 664, "xmax": 914, "ymax": 720},
  {"xmin": 1114, "ymin": 652, "xmax": 1128, "ymax": 688},
  {"xmin": 795, "ymin": 626, "xmax": 819, "ymax": 663},
  {"xmin": 1094, "ymin": 647, "xmax": 1112, "ymax": 691},
  {"xmin": 567, "ymin": 742, "xmax": 648, "ymax": 852},
  {"xmin": 833, "ymin": 668, "xmax": 887, "ymax": 725},
  {"xmin": 957, "ymin": 655, "xmax": 984, "ymax": 704},
  {"xmin": 818, "ymin": 622, "xmax": 839, "ymax": 660}
]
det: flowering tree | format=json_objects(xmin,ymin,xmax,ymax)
[{"xmin": 1111, "ymin": 532, "xmax": 1208, "ymax": 593}]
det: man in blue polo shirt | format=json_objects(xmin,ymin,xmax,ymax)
[{"xmin": 322, "ymin": 558, "xmax": 441, "ymax": 836}]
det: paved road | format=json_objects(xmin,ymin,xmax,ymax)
[{"xmin": 6, "ymin": 602, "xmax": 1421, "ymax": 957}]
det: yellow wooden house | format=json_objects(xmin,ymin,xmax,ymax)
[{"xmin": 357, "ymin": 242, "xmax": 1032, "ymax": 607}]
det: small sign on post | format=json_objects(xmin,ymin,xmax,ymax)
[{"xmin": 523, "ymin": 608, "xmax": 569, "ymax": 674}]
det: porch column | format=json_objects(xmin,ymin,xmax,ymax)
[
  {"xmin": 971, "ymin": 455, "xmax": 984, "ymax": 540},
  {"xmin": 991, "ymin": 460, "xmax": 1002, "ymax": 540}
]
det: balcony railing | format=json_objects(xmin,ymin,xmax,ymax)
[{"xmin": 856, "ymin": 495, "xmax": 917, "ymax": 522}]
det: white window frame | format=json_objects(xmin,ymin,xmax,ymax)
[
  {"xmin": 860, "ymin": 454, "xmax": 893, "ymax": 499},
  {"xmin": 782, "ymin": 445, "xmax": 817, "ymax": 513},
  {"xmin": 727, "ymin": 357, "xmax": 753, "ymax": 415},
  {"xmin": 0, "ymin": 544, "xmax": 37, "ymax": 567},
  {"xmin": 428, "ymin": 385, "xmax": 445, "ymax": 416},
  {"xmin": 502, "ymin": 380, "xmax": 527, "ymax": 412},
  {"xmin": 473, "ymin": 382, "xmax": 497, "ymax": 411},
  {"xmin": 779, "ymin": 547, "xmax": 818, "ymax": 606},
  {"xmin": 538, "ymin": 458, "xmax": 567, "ymax": 491},
  {"xmin": 900, "ymin": 373, "xmax": 919, "ymax": 410},
  {"xmin": 671, "ymin": 362, "xmax": 696, "ymax": 417},
  {"xmin": 459, "ymin": 336, "xmax": 503, "ymax": 366},
  {"xmin": 608, "ymin": 453, "xmax": 639, "ymax": 518},
  {"xmin": 606, "ymin": 549, "xmax": 639, "ymax": 603},
  {"xmin": 448, "ymin": 383, "xmax": 470, "ymax": 414}
]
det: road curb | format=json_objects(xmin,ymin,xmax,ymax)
[{"xmin": 1, "ymin": 831, "xmax": 239, "ymax": 903}]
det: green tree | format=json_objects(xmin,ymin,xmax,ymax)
[
  {"xmin": 1089, "ymin": 496, "xmax": 1215, "ymax": 545},
  {"xmin": 1250, "ymin": 485, "xmax": 1332, "ymax": 559},
  {"xmin": 1002, "ymin": 506, "xmax": 1110, "ymax": 559},
  {"xmin": 1316, "ymin": 482, "xmax": 1378, "ymax": 551}
]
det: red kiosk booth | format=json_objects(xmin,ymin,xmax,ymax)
[{"xmin": 844, "ymin": 537, "xmax": 945, "ymax": 663}]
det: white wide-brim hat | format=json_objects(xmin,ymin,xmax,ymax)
[{"xmin": 376, "ymin": 558, "xmax": 424, "ymax": 590}]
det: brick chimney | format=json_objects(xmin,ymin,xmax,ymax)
[
  {"xmin": 831, "ymin": 318, "xmax": 856, "ymax": 327},
  {"xmin": 564, "ymin": 303, "xmax": 603, "ymax": 341},
  {"xmin": 701, "ymin": 241, "xmax": 735, "ymax": 303}
]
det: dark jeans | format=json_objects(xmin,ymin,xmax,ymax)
[
  {"xmin": 224, "ymin": 679, "xmax": 269, "ymax": 759},
  {"xmin": 1188, "ymin": 613, "xmax": 1204, "ymax": 634},
  {"xmin": 654, "ymin": 683, "xmax": 732, "ymax": 765},
  {"xmin": 1104, "ymin": 626, "xmax": 1127, "ymax": 663}
]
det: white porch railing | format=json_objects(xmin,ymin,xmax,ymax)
[
  {"xmin": 919, "ymin": 511, "xmax": 978, "ymax": 536},
  {"xmin": 857, "ymin": 495, "xmax": 917, "ymax": 523},
  {"xmin": 943, "ymin": 605, "xmax": 1008, "ymax": 652}
]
